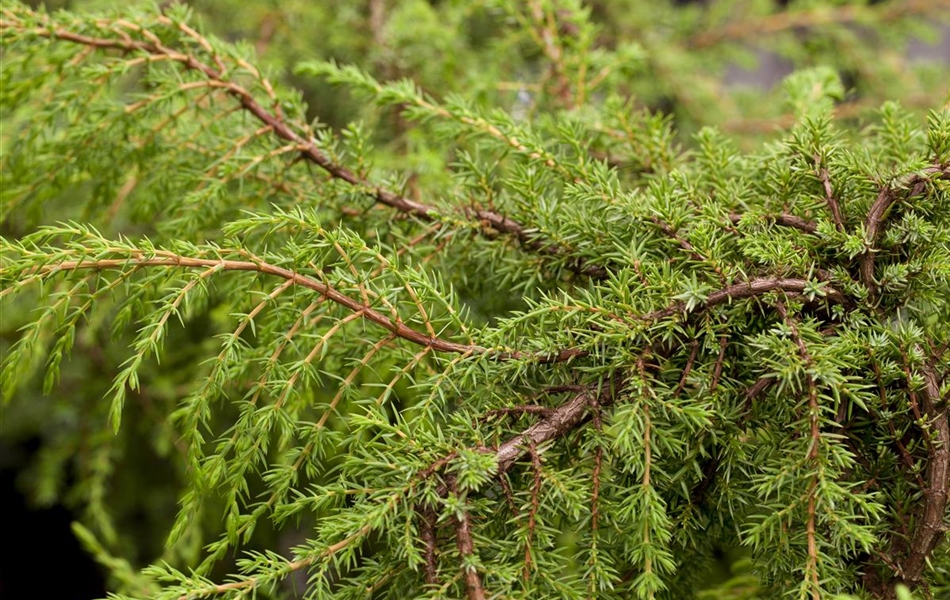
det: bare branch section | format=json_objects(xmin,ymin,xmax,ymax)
[
  {"xmin": 418, "ymin": 506, "xmax": 439, "ymax": 586},
  {"xmin": 0, "ymin": 10, "xmax": 606, "ymax": 279},
  {"xmin": 493, "ymin": 379, "xmax": 621, "ymax": 474}
]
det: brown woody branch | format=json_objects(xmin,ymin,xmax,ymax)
[
  {"xmin": 710, "ymin": 335, "xmax": 729, "ymax": 393},
  {"xmin": 729, "ymin": 212, "xmax": 818, "ymax": 235},
  {"xmin": 672, "ymin": 340, "xmax": 699, "ymax": 398},
  {"xmin": 424, "ymin": 380, "xmax": 621, "ymax": 503},
  {"xmin": 12, "ymin": 249, "xmax": 847, "ymax": 369},
  {"xmin": 860, "ymin": 166, "xmax": 949, "ymax": 301},
  {"xmin": 447, "ymin": 478, "xmax": 487, "ymax": 600},
  {"xmin": 0, "ymin": 11, "xmax": 606, "ymax": 279},
  {"xmin": 870, "ymin": 358, "xmax": 925, "ymax": 489},
  {"xmin": 523, "ymin": 442, "xmax": 543, "ymax": 580},
  {"xmin": 776, "ymin": 301, "xmax": 823, "ymax": 598},
  {"xmin": 13, "ymin": 250, "xmax": 602, "ymax": 363},
  {"xmin": 898, "ymin": 360, "xmax": 949, "ymax": 586},
  {"xmin": 590, "ymin": 393, "xmax": 604, "ymax": 539},
  {"xmin": 491, "ymin": 377, "xmax": 625, "ymax": 475},
  {"xmin": 176, "ymin": 525, "xmax": 368, "ymax": 600},
  {"xmin": 418, "ymin": 506, "xmax": 439, "ymax": 586},
  {"xmin": 864, "ymin": 358, "xmax": 949, "ymax": 598},
  {"xmin": 643, "ymin": 277, "xmax": 846, "ymax": 322}
]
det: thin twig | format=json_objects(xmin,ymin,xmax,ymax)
[
  {"xmin": 523, "ymin": 442, "xmax": 543, "ymax": 580},
  {"xmin": 816, "ymin": 155, "xmax": 845, "ymax": 232},
  {"xmin": 641, "ymin": 277, "xmax": 847, "ymax": 322},
  {"xmin": 776, "ymin": 301, "xmax": 822, "ymax": 599}
]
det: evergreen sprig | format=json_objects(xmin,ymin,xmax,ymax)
[{"xmin": 2, "ymin": 2, "xmax": 949, "ymax": 600}]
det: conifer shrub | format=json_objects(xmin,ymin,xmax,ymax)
[{"xmin": 1, "ymin": 2, "xmax": 948, "ymax": 599}]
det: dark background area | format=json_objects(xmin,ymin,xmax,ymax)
[{"xmin": 0, "ymin": 439, "xmax": 106, "ymax": 599}]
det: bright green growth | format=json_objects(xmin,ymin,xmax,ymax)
[{"xmin": 1, "ymin": 2, "xmax": 948, "ymax": 600}]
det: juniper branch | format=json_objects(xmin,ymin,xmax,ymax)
[
  {"xmin": 0, "ymin": 9, "xmax": 607, "ymax": 279},
  {"xmin": 14, "ymin": 251, "xmax": 480, "ymax": 355}
]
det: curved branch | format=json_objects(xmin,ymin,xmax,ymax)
[
  {"xmin": 424, "ymin": 379, "xmax": 622, "ymax": 500},
  {"xmin": 643, "ymin": 277, "xmax": 846, "ymax": 321},
  {"xmin": 495, "ymin": 387, "xmax": 595, "ymax": 474},
  {"xmin": 860, "ymin": 166, "xmax": 949, "ymax": 300}
]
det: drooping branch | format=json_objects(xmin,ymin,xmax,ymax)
[
  {"xmin": 418, "ymin": 506, "xmax": 439, "ymax": 586},
  {"xmin": 176, "ymin": 525, "xmax": 369, "ymax": 600},
  {"xmin": 15, "ymin": 250, "xmax": 482, "ymax": 356},
  {"xmin": 523, "ymin": 442, "xmax": 543, "ymax": 579},
  {"xmin": 9, "ymin": 242, "xmax": 850, "ymax": 373},
  {"xmin": 0, "ymin": 9, "xmax": 606, "ymax": 279}
]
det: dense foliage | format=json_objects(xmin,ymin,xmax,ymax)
[{"xmin": 1, "ymin": 1, "xmax": 949, "ymax": 599}]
